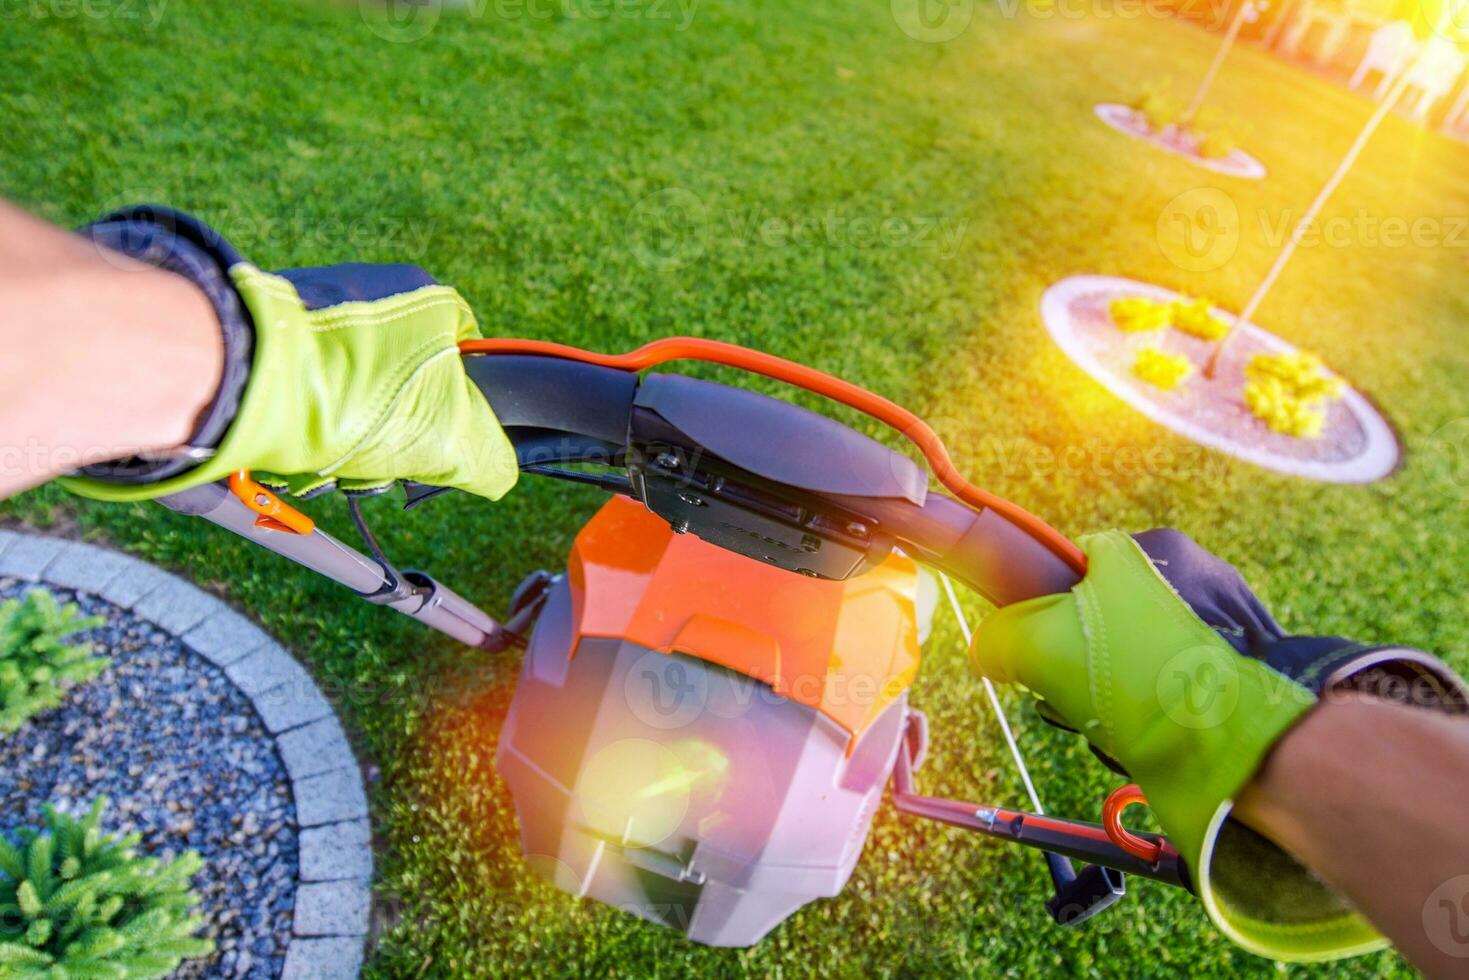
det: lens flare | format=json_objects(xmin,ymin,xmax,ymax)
[
  {"xmin": 575, "ymin": 738, "xmax": 690, "ymax": 848},
  {"xmin": 574, "ymin": 737, "xmax": 734, "ymax": 849}
]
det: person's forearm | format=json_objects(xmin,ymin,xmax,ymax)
[
  {"xmin": 0, "ymin": 200, "xmax": 223, "ymax": 498},
  {"xmin": 1235, "ymin": 696, "xmax": 1469, "ymax": 978}
]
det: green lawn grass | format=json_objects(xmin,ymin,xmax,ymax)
[{"xmin": 4, "ymin": 1, "xmax": 1468, "ymax": 975}]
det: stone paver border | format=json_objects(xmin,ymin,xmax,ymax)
[{"xmin": 0, "ymin": 530, "xmax": 372, "ymax": 980}]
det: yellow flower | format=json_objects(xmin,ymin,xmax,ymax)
[
  {"xmin": 1133, "ymin": 347, "xmax": 1194, "ymax": 390},
  {"xmin": 1170, "ymin": 297, "xmax": 1230, "ymax": 341},
  {"xmin": 1110, "ymin": 296, "xmax": 1171, "ymax": 332},
  {"xmin": 1243, "ymin": 351, "xmax": 1343, "ymax": 438}
]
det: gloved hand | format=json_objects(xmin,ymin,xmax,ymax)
[
  {"xmin": 972, "ymin": 528, "xmax": 1468, "ymax": 962},
  {"xmin": 61, "ymin": 206, "xmax": 517, "ymax": 502}
]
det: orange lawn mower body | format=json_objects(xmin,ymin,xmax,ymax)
[
  {"xmin": 171, "ymin": 337, "xmax": 1183, "ymax": 949},
  {"xmin": 496, "ymin": 496, "xmax": 935, "ymax": 945}
]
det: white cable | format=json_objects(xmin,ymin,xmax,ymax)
[{"xmin": 938, "ymin": 572, "xmax": 1045, "ymax": 815}]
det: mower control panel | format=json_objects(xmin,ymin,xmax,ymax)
[{"xmin": 629, "ymin": 442, "xmax": 886, "ymax": 580}]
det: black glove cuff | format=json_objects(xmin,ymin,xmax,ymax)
[
  {"xmin": 75, "ymin": 205, "xmax": 254, "ymax": 485},
  {"xmin": 1263, "ymin": 637, "xmax": 1469, "ymax": 716}
]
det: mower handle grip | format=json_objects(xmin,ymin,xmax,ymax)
[
  {"xmin": 465, "ymin": 352, "xmax": 1082, "ymax": 606},
  {"xmin": 839, "ymin": 491, "xmax": 1081, "ymax": 606}
]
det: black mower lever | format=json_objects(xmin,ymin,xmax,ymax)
[
  {"xmin": 889, "ymin": 713, "xmax": 1188, "ymax": 918},
  {"xmin": 1043, "ymin": 852, "xmax": 1126, "ymax": 925}
]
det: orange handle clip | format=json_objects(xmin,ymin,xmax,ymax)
[
  {"xmin": 1102, "ymin": 783, "xmax": 1163, "ymax": 864},
  {"xmin": 458, "ymin": 336, "xmax": 1087, "ymax": 577},
  {"xmin": 228, "ymin": 470, "xmax": 315, "ymax": 535}
]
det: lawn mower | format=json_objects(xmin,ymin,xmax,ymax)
[{"xmin": 156, "ymin": 337, "xmax": 1186, "ymax": 947}]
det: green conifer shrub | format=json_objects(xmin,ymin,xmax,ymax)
[
  {"xmin": 0, "ymin": 590, "xmax": 108, "ymax": 735},
  {"xmin": 0, "ymin": 797, "xmax": 214, "ymax": 978}
]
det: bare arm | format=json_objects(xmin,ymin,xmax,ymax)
[
  {"xmin": 0, "ymin": 199, "xmax": 222, "ymax": 497},
  {"xmin": 1236, "ymin": 696, "xmax": 1469, "ymax": 978}
]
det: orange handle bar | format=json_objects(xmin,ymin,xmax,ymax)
[{"xmin": 458, "ymin": 336, "xmax": 1087, "ymax": 577}]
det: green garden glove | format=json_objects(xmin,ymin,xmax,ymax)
[
  {"xmin": 61, "ymin": 206, "xmax": 517, "ymax": 503},
  {"xmin": 972, "ymin": 528, "xmax": 1467, "ymax": 962}
]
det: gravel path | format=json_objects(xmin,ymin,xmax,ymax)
[{"xmin": 0, "ymin": 578, "xmax": 297, "ymax": 979}]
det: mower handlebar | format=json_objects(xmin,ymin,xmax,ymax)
[
  {"xmin": 840, "ymin": 491, "xmax": 1082, "ymax": 606},
  {"xmin": 464, "ymin": 352, "xmax": 1082, "ymax": 606}
]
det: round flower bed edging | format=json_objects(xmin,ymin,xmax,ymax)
[
  {"xmin": 0, "ymin": 530, "xmax": 374, "ymax": 980},
  {"xmin": 1094, "ymin": 103, "xmax": 1267, "ymax": 180},
  {"xmin": 1040, "ymin": 274, "xmax": 1400, "ymax": 483}
]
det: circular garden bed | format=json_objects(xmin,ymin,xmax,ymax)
[
  {"xmin": 1040, "ymin": 274, "xmax": 1399, "ymax": 483},
  {"xmin": 0, "ymin": 533, "xmax": 374, "ymax": 979},
  {"xmin": 0, "ymin": 581, "xmax": 296, "ymax": 978},
  {"xmin": 1094, "ymin": 103, "xmax": 1266, "ymax": 180}
]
